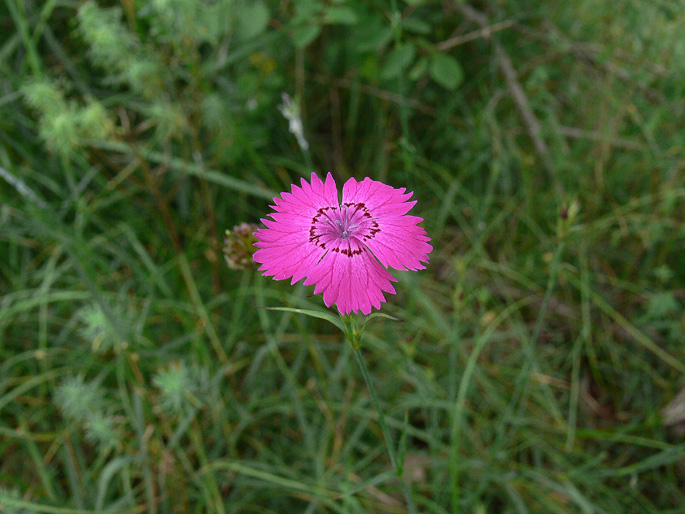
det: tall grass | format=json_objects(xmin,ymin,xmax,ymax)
[{"xmin": 1, "ymin": 0, "xmax": 684, "ymax": 512}]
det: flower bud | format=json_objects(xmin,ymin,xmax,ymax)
[{"xmin": 223, "ymin": 223, "xmax": 259, "ymax": 269}]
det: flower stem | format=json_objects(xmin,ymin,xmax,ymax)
[{"xmin": 352, "ymin": 346, "xmax": 417, "ymax": 514}]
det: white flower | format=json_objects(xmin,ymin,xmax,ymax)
[{"xmin": 278, "ymin": 93, "xmax": 309, "ymax": 151}]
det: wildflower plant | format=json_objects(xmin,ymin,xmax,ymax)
[
  {"xmin": 21, "ymin": 80, "xmax": 114, "ymax": 156},
  {"xmin": 153, "ymin": 361, "xmax": 208, "ymax": 414},
  {"xmin": 84, "ymin": 412, "xmax": 118, "ymax": 449},
  {"xmin": 54, "ymin": 376, "xmax": 121, "ymax": 453},
  {"xmin": 253, "ymin": 171, "xmax": 432, "ymax": 512},
  {"xmin": 54, "ymin": 375, "xmax": 101, "ymax": 422},
  {"xmin": 254, "ymin": 172, "xmax": 432, "ymax": 315}
]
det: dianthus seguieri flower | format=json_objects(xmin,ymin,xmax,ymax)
[{"xmin": 253, "ymin": 172, "xmax": 432, "ymax": 315}]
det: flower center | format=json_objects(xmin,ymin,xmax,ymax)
[
  {"xmin": 329, "ymin": 218, "xmax": 353, "ymax": 239},
  {"xmin": 325, "ymin": 204, "xmax": 359, "ymax": 239},
  {"xmin": 309, "ymin": 202, "xmax": 380, "ymax": 256}
]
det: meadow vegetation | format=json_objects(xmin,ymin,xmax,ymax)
[{"xmin": 1, "ymin": 0, "xmax": 684, "ymax": 512}]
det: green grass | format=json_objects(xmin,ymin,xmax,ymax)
[{"xmin": 1, "ymin": 0, "xmax": 685, "ymax": 512}]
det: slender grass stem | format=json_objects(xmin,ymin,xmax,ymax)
[
  {"xmin": 352, "ymin": 346, "xmax": 417, "ymax": 514},
  {"xmin": 302, "ymin": 144, "xmax": 314, "ymax": 173}
]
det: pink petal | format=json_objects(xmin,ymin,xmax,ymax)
[
  {"xmin": 343, "ymin": 177, "xmax": 432, "ymax": 270},
  {"xmin": 253, "ymin": 227, "xmax": 325, "ymax": 283},
  {"xmin": 252, "ymin": 173, "xmax": 337, "ymax": 284},
  {"xmin": 270, "ymin": 172, "xmax": 338, "ymax": 218},
  {"xmin": 342, "ymin": 177, "xmax": 415, "ymax": 218},
  {"xmin": 303, "ymin": 246, "xmax": 397, "ymax": 315},
  {"xmin": 363, "ymin": 218, "xmax": 432, "ymax": 270}
]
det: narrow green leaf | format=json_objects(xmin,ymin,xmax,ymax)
[
  {"xmin": 408, "ymin": 56, "xmax": 429, "ymax": 81},
  {"xmin": 96, "ymin": 456, "xmax": 140, "ymax": 511},
  {"xmin": 261, "ymin": 306, "xmax": 346, "ymax": 332},
  {"xmin": 397, "ymin": 409, "xmax": 409, "ymax": 475},
  {"xmin": 365, "ymin": 312, "xmax": 404, "ymax": 323}
]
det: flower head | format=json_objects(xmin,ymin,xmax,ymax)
[
  {"xmin": 253, "ymin": 172, "xmax": 432, "ymax": 315},
  {"xmin": 223, "ymin": 223, "xmax": 259, "ymax": 269}
]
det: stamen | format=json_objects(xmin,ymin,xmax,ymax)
[{"xmin": 308, "ymin": 201, "xmax": 380, "ymax": 252}]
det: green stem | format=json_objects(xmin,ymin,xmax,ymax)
[
  {"xmin": 302, "ymin": 142, "xmax": 314, "ymax": 173},
  {"xmin": 352, "ymin": 346, "xmax": 417, "ymax": 514}
]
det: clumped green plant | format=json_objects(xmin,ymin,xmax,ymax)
[
  {"xmin": 77, "ymin": 2, "xmax": 163, "ymax": 98},
  {"xmin": 21, "ymin": 80, "xmax": 113, "ymax": 156},
  {"xmin": 53, "ymin": 375, "xmax": 122, "ymax": 453},
  {"xmin": 54, "ymin": 375, "xmax": 101, "ymax": 423},
  {"xmin": 77, "ymin": 303, "xmax": 118, "ymax": 352},
  {"xmin": 153, "ymin": 361, "xmax": 208, "ymax": 414},
  {"xmin": 83, "ymin": 411, "xmax": 118, "ymax": 450}
]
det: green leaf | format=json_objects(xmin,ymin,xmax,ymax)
[
  {"xmin": 429, "ymin": 53, "xmax": 464, "ymax": 90},
  {"xmin": 96, "ymin": 456, "xmax": 140, "ymax": 511},
  {"xmin": 397, "ymin": 410, "xmax": 409, "ymax": 475},
  {"xmin": 292, "ymin": 23, "xmax": 321, "ymax": 48},
  {"xmin": 261, "ymin": 306, "xmax": 347, "ymax": 332},
  {"xmin": 364, "ymin": 312, "xmax": 404, "ymax": 323},
  {"xmin": 646, "ymin": 292, "xmax": 680, "ymax": 319},
  {"xmin": 235, "ymin": 1, "xmax": 270, "ymax": 40},
  {"xmin": 381, "ymin": 44, "xmax": 416, "ymax": 80},
  {"xmin": 359, "ymin": 54, "xmax": 379, "ymax": 81},
  {"xmin": 294, "ymin": 0, "xmax": 324, "ymax": 18},
  {"xmin": 351, "ymin": 14, "xmax": 392, "ymax": 53},
  {"xmin": 324, "ymin": 6, "xmax": 358, "ymax": 25},
  {"xmin": 197, "ymin": 4, "xmax": 233, "ymax": 40},
  {"xmin": 408, "ymin": 56, "xmax": 428, "ymax": 81},
  {"xmin": 401, "ymin": 17, "xmax": 431, "ymax": 35}
]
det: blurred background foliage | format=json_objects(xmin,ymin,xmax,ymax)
[{"xmin": 1, "ymin": 0, "xmax": 684, "ymax": 512}]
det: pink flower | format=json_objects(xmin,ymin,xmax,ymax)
[{"xmin": 253, "ymin": 172, "xmax": 432, "ymax": 315}]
